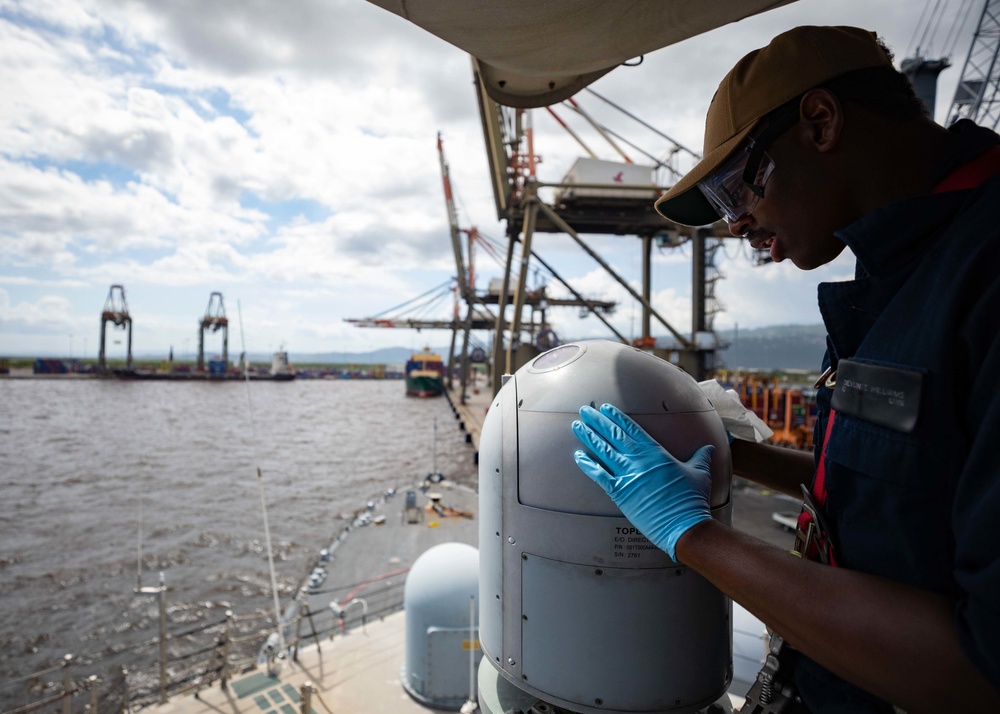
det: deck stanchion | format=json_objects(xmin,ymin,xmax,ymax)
[
  {"xmin": 293, "ymin": 595, "xmax": 304, "ymax": 661},
  {"xmin": 305, "ymin": 601, "xmax": 319, "ymax": 645},
  {"xmin": 62, "ymin": 654, "xmax": 74, "ymax": 714},
  {"xmin": 120, "ymin": 667, "xmax": 129, "ymax": 714},
  {"xmin": 300, "ymin": 682, "xmax": 314, "ymax": 714},
  {"xmin": 88, "ymin": 675, "xmax": 99, "ymax": 714},
  {"xmin": 220, "ymin": 610, "xmax": 233, "ymax": 690},
  {"xmin": 157, "ymin": 573, "xmax": 168, "ymax": 704}
]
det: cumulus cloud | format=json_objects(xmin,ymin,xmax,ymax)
[{"xmin": 0, "ymin": 288, "xmax": 78, "ymax": 330}]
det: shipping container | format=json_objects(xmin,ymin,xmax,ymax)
[
  {"xmin": 555, "ymin": 158, "xmax": 656, "ymax": 202},
  {"xmin": 33, "ymin": 358, "xmax": 67, "ymax": 374}
]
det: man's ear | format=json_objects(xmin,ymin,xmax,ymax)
[{"xmin": 798, "ymin": 88, "xmax": 843, "ymax": 153}]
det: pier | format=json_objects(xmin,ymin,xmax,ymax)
[{"xmin": 443, "ymin": 373, "xmax": 493, "ymax": 463}]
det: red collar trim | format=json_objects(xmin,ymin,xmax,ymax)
[{"xmin": 932, "ymin": 144, "xmax": 1000, "ymax": 194}]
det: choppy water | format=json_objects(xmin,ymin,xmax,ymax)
[{"xmin": 0, "ymin": 377, "xmax": 476, "ymax": 700}]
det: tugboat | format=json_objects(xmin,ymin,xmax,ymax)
[
  {"xmin": 270, "ymin": 347, "xmax": 296, "ymax": 381},
  {"xmin": 405, "ymin": 347, "xmax": 444, "ymax": 397}
]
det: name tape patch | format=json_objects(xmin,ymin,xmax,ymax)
[{"xmin": 831, "ymin": 359, "xmax": 923, "ymax": 433}]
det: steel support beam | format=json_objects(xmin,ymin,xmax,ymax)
[{"xmin": 534, "ymin": 200, "xmax": 691, "ymax": 348}]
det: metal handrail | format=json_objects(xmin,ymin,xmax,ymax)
[
  {"xmin": 229, "ymin": 631, "xmax": 269, "ymax": 645},
  {"xmin": 1, "ymin": 586, "xmax": 410, "ymax": 714},
  {"xmin": 0, "ymin": 666, "xmax": 65, "ymax": 691},
  {"xmin": 170, "ymin": 616, "xmax": 227, "ymax": 639},
  {"xmin": 167, "ymin": 644, "xmax": 220, "ymax": 665},
  {"xmin": 2, "ymin": 690, "xmax": 66, "ymax": 714},
  {"xmin": 231, "ymin": 611, "xmax": 274, "ymax": 623}
]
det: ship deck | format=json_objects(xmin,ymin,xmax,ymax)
[
  {"xmin": 156, "ymin": 609, "xmax": 451, "ymax": 714},
  {"xmin": 156, "ymin": 480, "xmax": 480, "ymax": 714},
  {"xmin": 155, "ymin": 375, "xmax": 799, "ymax": 714}
]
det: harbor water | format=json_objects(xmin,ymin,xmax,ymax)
[{"xmin": 0, "ymin": 377, "xmax": 477, "ymax": 701}]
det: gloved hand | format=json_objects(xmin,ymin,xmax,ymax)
[{"xmin": 571, "ymin": 403, "xmax": 714, "ymax": 562}]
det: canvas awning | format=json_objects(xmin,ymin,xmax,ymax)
[{"xmin": 366, "ymin": 0, "xmax": 796, "ymax": 107}]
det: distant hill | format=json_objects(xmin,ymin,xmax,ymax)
[
  {"xmin": 290, "ymin": 347, "xmax": 420, "ymax": 365},
  {"xmin": 15, "ymin": 326, "xmax": 827, "ymax": 371},
  {"xmin": 713, "ymin": 324, "xmax": 827, "ymax": 371},
  {"xmin": 275, "ymin": 325, "xmax": 829, "ymax": 371},
  {"xmin": 266, "ymin": 325, "xmax": 826, "ymax": 370}
]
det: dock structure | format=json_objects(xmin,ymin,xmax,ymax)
[{"xmin": 444, "ymin": 374, "xmax": 493, "ymax": 460}]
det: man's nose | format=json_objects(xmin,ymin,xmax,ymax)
[{"xmin": 728, "ymin": 213, "xmax": 753, "ymax": 237}]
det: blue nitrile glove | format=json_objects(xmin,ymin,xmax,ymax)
[{"xmin": 571, "ymin": 403, "xmax": 714, "ymax": 562}]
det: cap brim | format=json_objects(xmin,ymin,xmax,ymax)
[{"xmin": 654, "ymin": 123, "xmax": 755, "ymax": 226}]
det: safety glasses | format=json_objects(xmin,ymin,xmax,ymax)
[
  {"xmin": 697, "ymin": 100, "xmax": 801, "ymax": 223},
  {"xmin": 697, "ymin": 139, "xmax": 775, "ymax": 223}
]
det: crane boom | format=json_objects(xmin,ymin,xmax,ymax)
[
  {"xmin": 438, "ymin": 133, "xmax": 469, "ymax": 297},
  {"xmin": 345, "ymin": 317, "xmax": 497, "ymax": 330}
]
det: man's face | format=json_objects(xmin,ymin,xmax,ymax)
[{"xmin": 727, "ymin": 130, "xmax": 848, "ymax": 270}]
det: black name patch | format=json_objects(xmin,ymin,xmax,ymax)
[{"xmin": 831, "ymin": 359, "xmax": 923, "ymax": 433}]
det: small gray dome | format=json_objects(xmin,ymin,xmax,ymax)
[{"xmin": 402, "ymin": 543, "xmax": 481, "ymax": 709}]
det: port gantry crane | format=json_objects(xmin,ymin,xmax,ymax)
[
  {"xmin": 437, "ymin": 131, "xmax": 618, "ymax": 399},
  {"xmin": 346, "ymin": 132, "xmax": 617, "ymax": 400},
  {"xmin": 98, "ymin": 284, "xmax": 132, "ymax": 372},
  {"xmin": 438, "ymin": 130, "xmax": 480, "ymax": 399},
  {"xmin": 473, "ymin": 72, "xmax": 733, "ymax": 387},
  {"xmin": 197, "ymin": 292, "xmax": 228, "ymax": 372}
]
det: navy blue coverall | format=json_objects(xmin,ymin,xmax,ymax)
[{"xmin": 795, "ymin": 120, "xmax": 1000, "ymax": 713}]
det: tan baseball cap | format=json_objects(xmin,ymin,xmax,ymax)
[{"xmin": 654, "ymin": 26, "xmax": 893, "ymax": 226}]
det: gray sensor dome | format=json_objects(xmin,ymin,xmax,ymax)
[
  {"xmin": 402, "ymin": 542, "xmax": 481, "ymax": 709},
  {"xmin": 479, "ymin": 340, "xmax": 733, "ymax": 714}
]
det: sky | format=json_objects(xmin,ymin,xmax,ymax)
[{"xmin": 0, "ymin": 0, "xmax": 980, "ymax": 359}]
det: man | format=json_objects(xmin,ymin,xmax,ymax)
[{"xmin": 571, "ymin": 26, "xmax": 1000, "ymax": 714}]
